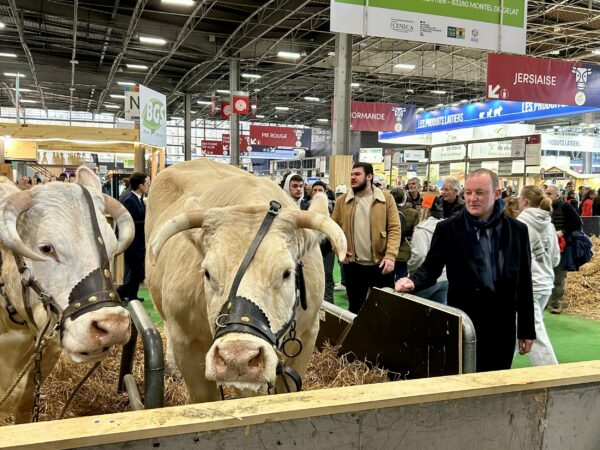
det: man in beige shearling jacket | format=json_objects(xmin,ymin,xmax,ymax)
[{"xmin": 332, "ymin": 162, "xmax": 401, "ymax": 313}]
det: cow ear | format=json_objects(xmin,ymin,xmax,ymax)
[
  {"xmin": 76, "ymin": 166, "xmax": 101, "ymax": 192},
  {"xmin": 184, "ymin": 197, "xmax": 202, "ymax": 211}
]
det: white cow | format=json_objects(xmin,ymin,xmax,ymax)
[
  {"xmin": 0, "ymin": 167, "xmax": 134, "ymax": 422},
  {"xmin": 146, "ymin": 159, "xmax": 346, "ymax": 402}
]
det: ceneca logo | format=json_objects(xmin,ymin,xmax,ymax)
[
  {"xmin": 390, "ymin": 19, "xmax": 413, "ymax": 33},
  {"xmin": 293, "ymin": 128, "xmax": 305, "ymax": 147},
  {"xmin": 391, "ymin": 107, "xmax": 407, "ymax": 132}
]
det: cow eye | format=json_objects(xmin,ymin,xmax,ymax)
[
  {"xmin": 204, "ymin": 270, "xmax": 211, "ymax": 281},
  {"xmin": 283, "ymin": 269, "xmax": 292, "ymax": 280},
  {"xmin": 38, "ymin": 244, "xmax": 57, "ymax": 260}
]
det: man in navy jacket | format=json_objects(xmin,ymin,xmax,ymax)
[
  {"xmin": 117, "ymin": 172, "xmax": 148, "ymax": 302},
  {"xmin": 396, "ymin": 169, "xmax": 535, "ymax": 372}
]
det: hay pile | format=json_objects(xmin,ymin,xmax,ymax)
[
  {"xmin": 564, "ymin": 236, "xmax": 600, "ymax": 320},
  {"xmin": 0, "ymin": 337, "xmax": 386, "ymax": 426}
]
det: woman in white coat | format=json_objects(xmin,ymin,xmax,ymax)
[{"xmin": 517, "ymin": 185, "xmax": 561, "ymax": 366}]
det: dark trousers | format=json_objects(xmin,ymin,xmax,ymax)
[
  {"xmin": 322, "ymin": 249, "xmax": 335, "ymax": 303},
  {"xmin": 343, "ymin": 262, "xmax": 394, "ymax": 314},
  {"xmin": 117, "ymin": 250, "xmax": 145, "ymax": 301}
]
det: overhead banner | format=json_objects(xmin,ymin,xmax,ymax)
[
  {"xmin": 249, "ymin": 125, "xmax": 312, "ymax": 148},
  {"xmin": 139, "ymin": 85, "xmax": 166, "ymax": 147},
  {"xmin": 124, "ymin": 86, "xmax": 139, "ymax": 121},
  {"xmin": 222, "ymin": 134, "xmax": 250, "ymax": 153},
  {"xmin": 486, "ymin": 53, "xmax": 600, "ymax": 107},
  {"xmin": 379, "ymin": 100, "xmax": 600, "ymax": 138},
  {"xmin": 350, "ymin": 101, "xmax": 416, "ymax": 132},
  {"xmin": 330, "ymin": 0, "xmax": 527, "ymax": 54},
  {"xmin": 200, "ymin": 140, "xmax": 224, "ymax": 155}
]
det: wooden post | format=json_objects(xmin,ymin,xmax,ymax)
[
  {"xmin": 328, "ymin": 155, "xmax": 353, "ymax": 190},
  {"xmin": 151, "ymin": 148, "xmax": 157, "ymax": 180},
  {"xmin": 134, "ymin": 143, "xmax": 144, "ymax": 172}
]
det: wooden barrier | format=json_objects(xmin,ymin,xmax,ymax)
[{"xmin": 2, "ymin": 361, "xmax": 600, "ymax": 449}]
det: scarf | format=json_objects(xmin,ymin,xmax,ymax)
[{"xmin": 463, "ymin": 198, "xmax": 505, "ymax": 294}]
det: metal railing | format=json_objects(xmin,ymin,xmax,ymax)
[{"xmin": 118, "ymin": 299, "xmax": 164, "ymax": 410}]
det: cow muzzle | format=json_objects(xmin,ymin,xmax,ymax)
[{"xmin": 205, "ymin": 333, "xmax": 278, "ymax": 390}]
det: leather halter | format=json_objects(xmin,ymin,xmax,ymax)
[
  {"xmin": 213, "ymin": 200, "xmax": 307, "ymax": 350},
  {"xmin": 12, "ymin": 185, "xmax": 121, "ymax": 330}
]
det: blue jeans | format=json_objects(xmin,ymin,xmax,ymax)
[{"xmin": 414, "ymin": 280, "xmax": 448, "ymax": 305}]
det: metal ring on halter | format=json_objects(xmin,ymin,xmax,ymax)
[
  {"xmin": 19, "ymin": 266, "xmax": 33, "ymax": 285},
  {"xmin": 215, "ymin": 314, "xmax": 229, "ymax": 328},
  {"xmin": 281, "ymin": 337, "xmax": 303, "ymax": 358}
]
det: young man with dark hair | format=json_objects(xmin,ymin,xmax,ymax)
[
  {"xmin": 332, "ymin": 162, "xmax": 401, "ymax": 313},
  {"xmin": 118, "ymin": 172, "xmax": 149, "ymax": 303}
]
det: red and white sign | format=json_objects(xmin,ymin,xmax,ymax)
[
  {"xmin": 486, "ymin": 53, "xmax": 598, "ymax": 106},
  {"xmin": 220, "ymin": 101, "xmax": 231, "ymax": 119},
  {"xmin": 346, "ymin": 101, "xmax": 416, "ymax": 132},
  {"xmin": 250, "ymin": 125, "xmax": 307, "ymax": 147},
  {"xmin": 222, "ymin": 134, "xmax": 250, "ymax": 152},
  {"xmin": 201, "ymin": 140, "xmax": 224, "ymax": 155},
  {"xmin": 232, "ymin": 92, "xmax": 249, "ymax": 114}
]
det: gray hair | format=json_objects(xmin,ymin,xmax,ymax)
[
  {"xmin": 545, "ymin": 185, "xmax": 559, "ymax": 195},
  {"xmin": 408, "ymin": 177, "xmax": 421, "ymax": 187},
  {"xmin": 443, "ymin": 177, "xmax": 461, "ymax": 192}
]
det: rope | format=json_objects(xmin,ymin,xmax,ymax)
[
  {"xmin": 0, "ymin": 336, "xmax": 49, "ymax": 409},
  {"xmin": 58, "ymin": 361, "xmax": 101, "ymax": 420}
]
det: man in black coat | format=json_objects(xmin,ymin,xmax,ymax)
[
  {"xmin": 396, "ymin": 169, "xmax": 535, "ymax": 372},
  {"xmin": 117, "ymin": 172, "xmax": 149, "ymax": 302}
]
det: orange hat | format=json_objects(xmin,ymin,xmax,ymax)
[{"xmin": 421, "ymin": 194, "xmax": 436, "ymax": 209}]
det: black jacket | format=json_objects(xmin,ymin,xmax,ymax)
[
  {"xmin": 121, "ymin": 191, "xmax": 146, "ymax": 256},
  {"xmin": 409, "ymin": 209, "xmax": 535, "ymax": 371}
]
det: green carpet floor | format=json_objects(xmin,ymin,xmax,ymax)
[{"xmin": 137, "ymin": 260, "xmax": 600, "ymax": 368}]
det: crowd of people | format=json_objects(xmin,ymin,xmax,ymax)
[{"xmin": 279, "ymin": 166, "xmax": 593, "ymax": 373}]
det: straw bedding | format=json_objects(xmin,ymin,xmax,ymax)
[
  {"xmin": 0, "ymin": 337, "xmax": 386, "ymax": 426},
  {"xmin": 563, "ymin": 236, "xmax": 600, "ymax": 320}
]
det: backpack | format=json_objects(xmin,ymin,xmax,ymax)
[{"xmin": 563, "ymin": 231, "xmax": 594, "ymax": 271}]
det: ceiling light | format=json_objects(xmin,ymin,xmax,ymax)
[
  {"xmin": 417, "ymin": 107, "xmax": 424, "ymax": 112},
  {"xmin": 10, "ymin": 88, "xmax": 32, "ymax": 92},
  {"xmin": 170, "ymin": 116, "xmax": 183, "ymax": 120},
  {"xmin": 117, "ymin": 81, "xmax": 137, "ymax": 86},
  {"xmin": 255, "ymin": 114, "xmax": 265, "ymax": 118},
  {"xmin": 317, "ymin": 119, "xmax": 329, "ymax": 122},
  {"xmin": 126, "ymin": 64, "xmax": 148, "ymax": 70},
  {"xmin": 436, "ymin": 103, "xmax": 445, "ymax": 108},
  {"xmin": 406, "ymin": 89, "xmax": 415, "ymax": 93},
  {"xmin": 579, "ymin": 122, "xmax": 587, "ymax": 126},
  {"xmin": 139, "ymin": 36, "xmax": 167, "ymax": 45},
  {"xmin": 19, "ymin": 99, "xmax": 37, "ymax": 104},
  {"xmin": 304, "ymin": 96, "xmax": 320, "ymax": 102},
  {"xmin": 110, "ymin": 94, "xmax": 125, "ymax": 99},
  {"xmin": 161, "ymin": 0, "xmax": 195, "ymax": 5},
  {"xmin": 105, "ymin": 104, "xmax": 120, "ymax": 109},
  {"xmin": 460, "ymin": 99, "xmax": 469, "ymax": 103},
  {"xmin": 197, "ymin": 100, "xmax": 211, "ymax": 105},
  {"xmin": 553, "ymin": 125, "xmax": 560, "ymax": 129},
  {"xmin": 275, "ymin": 106, "xmax": 289, "ymax": 111},
  {"xmin": 0, "ymin": 53, "xmax": 17, "ymax": 58},
  {"xmin": 216, "ymin": 89, "xmax": 230, "ymax": 94},
  {"xmin": 431, "ymin": 90, "xmax": 447, "ymax": 95},
  {"xmin": 351, "ymin": 83, "xmax": 360, "ymax": 88},
  {"xmin": 451, "ymin": 103, "xmax": 459, "ymax": 107},
  {"xmin": 4, "ymin": 72, "xmax": 25, "ymax": 77},
  {"xmin": 277, "ymin": 51, "xmax": 301, "ymax": 59},
  {"xmin": 549, "ymin": 50, "xmax": 560, "ymax": 55},
  {"xmin": 241, "ymin": 73, "xmax": 261, "ymax": 79},
  {"xmin": 0, "ymin": 23, "xmax": 5, "ymax": 29},
  {"xmin": 328, "ymin": 52, "xmax": 336, "ymax": 57},
  {"xmin": 394, "ymin": 63, "xmax": 416, "ymax": 70}
]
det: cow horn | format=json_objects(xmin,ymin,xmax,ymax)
[
  {"xmin": 295, "ymin": 211, "xmax": 347, "ymax": 261},
  {"xmin": 149, "ymin": 209, "xmax": 206, "ymax": 265},
  {"xmin": 0, "ymin": 190, "xmax": 46, "ymax": 261},
  {"xmin": 103, "ymin": 194, "xmax": 135, "ymax": 255}
]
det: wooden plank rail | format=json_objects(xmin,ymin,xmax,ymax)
[
  {"xmin": 0, "ymin": 123, "xmax": 139, "ymax": 142},
  {"xmin": 1, "ymin": 361, "xmax": 600, "ymax": 449}
]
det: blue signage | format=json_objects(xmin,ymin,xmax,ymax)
[{"xmin": 379, "ymin": 100, "xmax": 600, "ymax": 139}]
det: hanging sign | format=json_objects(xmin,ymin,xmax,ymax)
[
  {"xmin": 201, "ymin": 140, "xmax": 224, "ymax": 155},
  {"xmin": 330, "ymin": 0, "xmax": 527, "ymax": 54},
  {"xmin": 220, "ymin": 101, "xmax": 231, "ymax": 120},
  {"xmin": 486, "ymin": 53, "xmax": 600, "ymax": 107},
  {"xmin": 249, "ymin": 125, "xmax": 312, "ymax": 148},
  {"xmin": 139, "ymin": 84, "xmax": 166, "ymax": 147},
  {"xmin": 124, "ymin": 86, "xmax": 139, "ymax": 120},
  {"xmin": 232, "ymin": 91, "xmax": 249, "ymax": 114},
  {"xmin": 349, "ymin": 101, "xmax": 416, "ymax": 132}
]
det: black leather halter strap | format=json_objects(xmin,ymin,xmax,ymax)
[
  {"xmin": 213, "ymin": 200, "xmax": 307, "ymax": 349},
  {"xmin": 61, "ymin": 186, "xmax": 121, "ymax": 323}
]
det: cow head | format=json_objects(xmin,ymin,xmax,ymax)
[
  {"xmin": 149, "ymin": 193, "xmax": 346, "ymax": 392},
  {"xmin": 0, "ymin": 167, "xmax": 135, "ymax": 363},
  {"xmin": 572, "ymin": 66, "xmax": 592, "ymax": 90}
]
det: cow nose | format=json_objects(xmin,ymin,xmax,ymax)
[
  {"xmin": 212, "ymin": 340, "xmax": 266, "ymax": 380},
  {"xmin": 90, "ymin": 314, "xmax": 131, "ymax": 346}
]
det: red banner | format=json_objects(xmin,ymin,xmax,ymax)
[
  {"xmin": 220, "ymin": 101, "xmax": 231, "ymax": 119},
  {"xmin": 348, "ymin": 101, "xmax": 416, "ymax": 132},
  {"xmin": 200, "ymin": 140, "xmax": 224, "ymax": 155},
  {"xmin": 222, "ymin": 134, "xmax": 249, "ymax": 152},
  {"xmin": 486, "ymin": 53, "xmax": 597, "ymax": 106},
  {"xmin": 232, "ymin": 94, "xmax": 249, "ymax": 114},
  {"xmin": 249, "ymin": 125, "xmax": 309, "ymax": 147}
]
